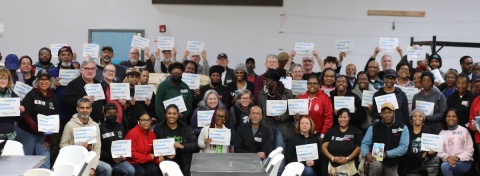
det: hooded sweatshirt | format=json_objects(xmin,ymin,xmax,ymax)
[
  {"xmin": 297, "ymin": 89, "xmax": 333, "ymax": 136},
  {"xmin": 60, "ymin": 114, "xmax": 101, "ymax": 169},
  {"xmin": 412, "ymin": 87, "xmax": 447, "ymax": 134},
  {"xmin": 372, "ymin": 87, "xmax": 409, "ymax": 125},
  {"xmin": 229, "ymin": 103, "xmax": 252, "ymax": 142}
]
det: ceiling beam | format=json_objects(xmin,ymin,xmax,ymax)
[{"xmin": 368, "ymin": 10, "xmax": 425, "ymax": 17}]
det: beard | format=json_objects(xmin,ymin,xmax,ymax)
[
  {"xmin": 40, "ymin": 58, "xmax": 51, "ymax": 65},
  {"xmin": 61, "ymin": 61, "xmax": 71, "ymax": 67},
  {"xmin": 79, "ymin": 113, "xmax": 89, "ymax": 119}
]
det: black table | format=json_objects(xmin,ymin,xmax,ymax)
[
  {"xmin": 190, "ymin": 153, "xmax": 267, "ymax": 176},
  {"xmin": 0, "ymin": 155, "xmax": 47, "ymax": 176}
]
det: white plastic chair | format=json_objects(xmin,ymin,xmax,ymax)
[
  {"xmin": 2, "ymin": 140, "xmax": 24, "ymax": 156},
  {"xmin": 23, "ymin": 168, "xmax": 54, "ymax": 176},
  {"xmin": 264, "ymin": 147, "xmax": 283, "ymax": 169},
  {"xmin": 53, "ymin": 145, "xmax": 88, "ymax": 175},
  {"xmin": 160, "ymin": 160, "xmax": 184, "ymax": 176},
  {"xmin": 281, "ymin": 162, "xmax": 305, "ymax": 176},
  {"xmin": 78, "ymin": 151, "xmax": 97, "ymax": 176},
  {"xmin": 266, "ymin": 154, "xmax": 284, "ymax": 176},
  {"xmin": 53, "ymin": 163, "xmax": 76, "ymax": 176}
]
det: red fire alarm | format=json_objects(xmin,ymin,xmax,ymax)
[{"xmin": 159, "ymin": 25, "xmax": 166, "ymax": 33}]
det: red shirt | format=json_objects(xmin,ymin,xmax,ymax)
[
  {"xmin": 125, "ymin": 125, "xmax": 157, "ymax": 164},
  {"xmin": 468, "ymin": 96, "xmax": 480, "ymax": 143},
  {"xmin": 298, "ymin": 90, "xmax": 333, "ymax": 135}
]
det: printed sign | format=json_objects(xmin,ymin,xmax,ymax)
[
  {"xmin": 361, "ymin": 90, "xmax": 375, "ymax": 107},
  {"xmin": 83, "ymin": 43, "xmax": 100, "ymax": 58},
  {"xmin": 407, "ymin": 46, "xmax": 425, "ymax": 61},
  {"xmin": 379, "ymin": 37, "xmax": 398, "ymax": 52},
  {"xmin": 415, "ymin": 100, "xmax": 435, "ymax": 116},
  {"xmin": 153, "ymin": 138, "xmax": 175, "ymax": 156},
  {"xmin": 163, "ymin": 95, "xmax": 187, "ymax": 113},
  {"xmin": 131, "ymin": 35, "xmax": 150, "ymax": 49},
  {"xmin": 134, "ymin": 85, "xmax": 154, "ymax": 101},
  {"xmin": 0, "ymin": 98, "xmax": 20, "ymax": 117},
  {"xmin": 296, "ymin": 144, "xmax": 319, "ymax": 162},
  {"xmin": 295, "ymin": 42, "xmax": 314, "ymax": 57},
  {"xmin": 266, "ymin": 100, "xmax": 288, "ymax": 116},
  {"xmin": 111, "ymin": 140, "xmax": 132, "ymax": 158},
  {"xmin": 421, "ymin": 133, "xmax": 443, "ymax": 152},
  {"xmin": 209, "ymin": 128, "xmax": 231, "ymax": 145},
  {"xmin": 291, "ymin": 80, "xmax": 307, "ymax": 95},
  {"xmin": 197, "ymin": 110, "xmax": 215, "ymax": 127},
  {"xmin": 59, "ymin": 69, "xmax": 80, "ymax": 86},
  {"xmin": 336, "ymin": 40, "xmax": 355, "ymax": 53},
  {"xmin": 374, "ymin": 94, "xmax": 399, "ymax": 113},
  {"xmin": 334, "ymin": 96, "xmax": 355, "ymax": 112},
  {"xmin": 84, "ymin": 84, "xmax": 105, "ymax": 101},
  {"xmin": 288, "ymin": 99, "xmax": 309, "ymax": 115},
  {"xmin": 182, "ymin": 73, "xmax": 201, "ymax": 90},
  {"xmin": 110, "ymin": 83, "xmax": 131, "ymax": 100},
  {"xmin": 73, "ymin": 126, "xmax": 97, "ymax": 144},
  {"xmin": 13, "ymin": 81, "xmax": 33, "ymax": 99},
  {"xmin": 157, "ymin": 37, "xmax": 175, "ymax": 50},
  {"xmin": 37, "ymin": 114, "xmax": 59, "ymax": 133},
  {"xmin": 187, "ymin": 41, "xmax": 205, "ymax": 53}
]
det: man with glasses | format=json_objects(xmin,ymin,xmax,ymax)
[
  {"xmin": 95, "ymin": 46, "xmax": 126, "ymax": 83},
  {"xmin": 34, "ymin": 47, "xmax": 56, "ymax": 72},
  {"xmin": 459, "ymin": 56, "xmax": 474, "ymax": 79}
]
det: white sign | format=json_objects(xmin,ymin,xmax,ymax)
[
  {"xmin": 111, "ymin": 140, "xmax": 132, "ymax": 158},
  {"xmin": 59, "ymin": 69, "xmax": 80, "ymax": 86},
  {"xmin": 407, "ymin": 46, "xmax": 425, "ymax": 61},
  {"xmin": 0, "ymin": 98, "xmax": 20, "ymax": 117},
  {"xmin": 374, "ymin": 94, "xmax": 399, "ymax": 113},
  {"xmin": 110, "ymin": 83, "xmax": 131, "ymax": 100},
  {"xmin": 134, "ymin": 85, "xmax": 154, "ymax": 101},
  {"xmin": 50, "ymin": 44, "xmax": 68, "ymax": 58},
  {"xmin": 266, "ymin": 100, "xmax": 288, "ymax": 116},
  {"xmin": 415, "ymin": 100, "xmax": 435, "ymax": 116},
  {"xmin": 295, "ymin": 42, "xmax": 314, "ymax": 57},
  {"xmin": 361, "ymin": 90, "xmax": 375, "ymax": 107},
  {"xmin": 334, "ymin": 96, "xmax": 355, "ymax": 112},
  {"xmin": 209, "ymin": 128, "xmax": 231, "ymax": 145},
  {"xmin": 395, "ymin": 85, "xmax": 419, "ymax": 104},
  {"xmin": 296, "ymin": 143, "xmax": 319, "ymax": 162},
  {"xmin": 291, "ymin": 80, "xmax": 307, "ymax": 95},
  {"xmin": 421, "ymin": 133, "xmax": 444, "ymax": 152},
  {"xmin": 372, "ymin": 143, "xmax": 385, "ymax": 161},
  {"xmin": 130, "ymin": 35, "xmax": 150, "ymax": 49},
  {"xmin": 73, "ymin": 126, "xmax": 97, "ymax": 144},
  {"xmin": 84, "ymin": 84, "xmax": 105, "ymax": 101},
  {"xmin": 153, "ymin": 138, "xmax": 176, "ymax": 156},
  {"xmin": 37, "ymin": 114, "xmax": 59, "ymax": 133},
  {"xmin": 288, "ymin": 99, "xmax": 309, "ymax": 115},
  {"xmin": 182, "ymin": 73, "xmax": 201, "ymax": 90},
  {"xmin": 163, "ymin": 95, "xmax": 187, "ymax": 113},
  {"xmin": 187, "ymin": 41, "xmax": 205, "ymax": 53},
  {"xmin": 430, "ymin": 69, "xmax": 445, "ymax": 83},
  {"xmin": 336, "ymin": 40, "xmax": 355, "ymax": 53},
  {"xmin": 82, "ymin": 43, "xmax": 100, "ymax": 58},
  {"xmin": 279, "ymin": 77, "xmax": 292, "ymax": 89},
  {"xmin": 13, "ymin": 81, "xmax": 33, "ymax": 99},
  {"xmin": 157, "ymin": 37, "xmax": 175, "ymax": 50},
  {"xmin": 197, "ymin": 110, "xmax": 215, "ymax": 127},
  {"xmin": 379, "ymin": 37, "xmax": 398, "ymax": 52}
]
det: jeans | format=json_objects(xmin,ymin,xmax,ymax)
[
  {"xmin": 113, "ymin": 161, "xmax": 135, "ymax": 176},
  {"xmin": 440, "ymin": 161, "xmax": 472, "ymax": 176},
  {"xmin": 302, "ymin": 166, "xmax": 315, "ymax": 176},
  {"xmin": 132, "ymin": 162, "xmax": 160, "ymax": 176},
  {"xmin": 368, "ymin": 161, "xmax": 398, "ymax": 176},
  {"xmin": 96, "ymin": 160, "xmax": 113, "ymax": 176},
  {"xmin": 15, "ymin": 127, "xmax": 50, "ymax": 169},
  {"xmin": 272, "ymin": 123, "xmax": 286, "ymax": 176}
]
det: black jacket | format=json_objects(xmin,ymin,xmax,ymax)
[
  {"xmin": 0, "ymin": 90, "xmax": 19, "ymax": 134},
  {"xmin": 372, "ymin": 87, "xmax": 409, "ymax": 125},
  {"xmin": 329, "ymin": 90, "xmax": 366, "ymax": 129},
  {"xmin": 62, "ymin": 77, "xmax": 106, "ymax": 123},
  {"xmin": 99, "ymin": 122, "xmax": 126, "ymax": 165},
  {"xmin": 447, "ymin": 90, "xmax": 476, "ymax": 128},
  {"xmin": 223, "ymin": 67, "xmax": 236, "ymax": 86},
  {"xmin": 234, "ymin": 122, "xmax": 272, "ymax": 156},
  {"xmin": 286, "ymin": 133, "xmax": 320, "ymax": 168},
  {"xmin": 198, "ymin": 84, "xmax": 232, "ymax": 110},
  {"xmin": 95, "ymin": 64, "xmax": 126, "ymax": 83},
  {"xmin": 19, "ymin": 88, "xmax": 58, "ymax": 142},
  {"xmin": 398, "ymin": 125, "xmax": 436, "ymax": 176},
  {"xmin": 226, "ymin": 80, "xmax": 254, "ymax": 98}
]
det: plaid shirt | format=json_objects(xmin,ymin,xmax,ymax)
[{"xmin": 253, "ymin": 73, "xmax": 266, "ymax": 102}]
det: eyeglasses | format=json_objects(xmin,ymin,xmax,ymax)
[
  {"xmin": 38, "ymin": 78, "xmax": 50, "ymax": 82},
  {"xmin": 0, "ymin": 78, "xmax": 8, "ymax": 82},
  {"xmin": 138, "ymin": 119, "xmax": 151, "ymax": 123},
  {"xmin": 39, "ymin": 52, "xmax": 51, "ymax": 56},
  {"xmin": 83, "ymin": 67, "xmax": 96, "ymax": 72},
  {"xmin": 240, "ymin": 97, "xmax": 251, "ymax": 101},
  {"xmin": 104, "ymin": 69, "xmax": 115, "ymax": 74},
  {"xmin": 130, "ymin": 52, "xmax": 140, "ymax": 55},
  {"xmin": 215, "ymin": 115, "xmax": 226, "ymax": 119},
  {"xmin": 307, "ymin": 82, "xmax": 319, "ymax": 86}
]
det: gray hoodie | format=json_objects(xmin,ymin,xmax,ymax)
[
  {"xmin": 412, "ymin": 87, "xmax": 446, "ymax": 134},
  {"xmin": 352, "ymin": 84, "xmax": 377, "ymax": 130}
]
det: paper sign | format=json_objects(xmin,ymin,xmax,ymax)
[
  {"xmin": 372, "ymin": 143, "xmax": 385, "ymax": 161},
  {"xmin": 415, "ymin": 100, "xmax": 435, "ymax": 116},
  {"xmin": 111, "ymin": 140, "xmax": 132, "ymax": 158},
  {"xmin": 50, "ymin": 44, "xmax": 68, "ymax": 58},
  {"xmin": 59, "ymin": 69, "xmax": 80, "ymax": 86},
  {"xmin": 295, "ymin": 143, "xmax": 319, "ymax": 162},
  {"xmin": 197, "ymin": 110, "xmax": 215, "ymax": 127},
  {"xmin": 295, "ymin": 42, "xmax": 314, "ymax": 57},
  {"xmin": 336, "ymin": 40, "xmax": 355, "ymax": 53},
  {"xmin": 84, "ymin": 84, "xmax": 105, "ymax": 101},
  {"xmin": 153, "ymin": 138, "xmax": 175, "ymax": 156},
  {"xmin": 430, "ymin": 69, "xmax": 445, "ymax": 83},
  {"xmin": 209, "ymin": 128, "xmax": 231, "ymax": 145},
  {"xmin": 37, "ymin": 114, "xmax": 59, "ymax": 133},
  {"xmin": 266, "ymin": 100, "xmax": 288, "ymax": 116},
  {"xmin": 131, "ymin": 35, "xmax": 150, "ymax": 49},
  {"xmin": 182, "ymin": 73, "xmax": 201, "ymax": 90},
  {"xmin": 110, "ymin": 83, "xmax": 131, "ymax": 100},
  {"xmin": 407, "ymin": 46, "xmax": 425, "ymax": 61},
  {"xmin": 334, "ymin": 96, "xmax": 355, "ymax": 112},
  {"xmin": 280, "ymin": 77, "xmax": 292, "ymax": 89},
  {"xmin": 0, "ymin": 98, "xmax": 20, "ymax": 117},
  {"xmin": 73, "ymin": 126, "xmax": 97, "ymax": 144},
  {"xmin": 82, "ymin": 43, "xmax": 100, "ymax": 58},
  {"xmin": 134, "ymin": 85, "xmax": 154, "ymax": 101},
  {"xmin": 291, "ymin": 80, "xmax": 307, "ymax": 95},
  {"xmin": 361, "ymin": 90, "xmax": 375, "ymax": 107},
  {"xmin": 157, "ymin": 37, "xmax": 175, "ymax": 50},
  {"xmin": 163, "ymin": 95, "xmax": 187, "ymax": 113},
  {"xmin": 379, "ymin": 37, "xmax": 398, "ymax": 52},
  {"xmin": 421, "ymin": 133, "xmax": 444, "ymax": 152},
  {"xmin": 13, "ymin": 81, "xmax": 33, "ymax": 99},
  {"xmin": 395, "ymin": 85, "xmax": 419, "ymax": 104},
  {"xmin": 187, "ymin": 41, "xmax": 205, "ymax": 53},
  {"xmin": 288, "ymin": 99, "xmax": 309, "ymax": 115},
  {"xmin": 374, "ymin": 94, "xmax": 399, "ymax": 113}
]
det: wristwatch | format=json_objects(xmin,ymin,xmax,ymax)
[{"xmin": 346, "ymin": 157, "xmax": 350, "ymax": 161}]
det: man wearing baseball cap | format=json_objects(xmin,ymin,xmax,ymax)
[
  {"xmin": 372, "ymin": 69, "xmax": 409, "ymax": 125},
  {"xmin": 95, "ymin": 46, "xmax": 126, "ymax": 83},
  {"xmin": 216, "ymin": 53, "xmax": 235, "ymax": 85},
  {"xmin": 361, "ymin": 102, "xmax": 409, "ymax": 176}
]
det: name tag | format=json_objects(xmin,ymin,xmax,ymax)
[
  {"xmin": 462, "ymin": 101, "xmax": 469, "ymax": 107},
  {"xmin": 101, "ymin": 132, "xmax": 114, "ymax": 139},
  {"xmin": 226, "ymin": 80, "xmax": 233, "ymax": 84},
  {"xmin": 254, "ymin": 137, "xmax": 262, "ymax": 142},
  {"xmin": 180, "ymin": 89, "xmax": 188, "ymax": 93},
  {"xmin": 35, "ymin": 100, "xmax": 45, "ymax": 106},
  {"xmin": 344, "ymin": 135, "xmax": 354, "ymax": 139}
]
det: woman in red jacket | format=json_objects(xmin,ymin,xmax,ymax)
[{"xmin": 125, "ymin": 112, "xmax": 161, "ymax": 176}]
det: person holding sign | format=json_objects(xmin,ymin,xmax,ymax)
[
  {"xmin": 289, "ymin": 64, "xmax": 304, "ymax": 81},
  {"xmin": 372, "ymin": 69, "xmax": 409, "ymax": 125},
  {"xmin": 99, "ymin": 103, "xmax": 135, "ymax": 176},
  {"xmin": 286, "ymin": 116, "xmax": 320, "ymax": 176},
  {"xmin": 154, "ymin": 104, "xmax": 198, "ymax": 175},
  {"xmin": 234, "ymin": 106, "xmax": 272, "ymax": 159},
  {"xmin": 361, "ymin": 102, "xmax": 409, "ymax": 176},
  {"xmin": 119, "ymin": 48, "xmax": 151, "ymax": 71},
  {"xmin": 182, "ymin": 49, "xmax": 209, "ymax": 75},
  {"xmin": 412, "ymin": 71, "xmax": 447, "ymax": 134},
  {"xmin": 352, "ymin": 71, "xmax": 377, "ymax": 132},
  {"xmin": 329, "ymin": 75, "xmax": 365, "ymax": 129},
  {"xmin": 94, "ymin": 46, "xmax": 126, "ymax": 83},
  {"xmin": 198, "ymin": 108, "xmax": 230, "ymax": 153},
  {"xmin": 17, "ymin": 70, "xmax": 57, "ymax": 169},
  {"xmin": 322, "ymin": 108, "xmax": 363, "ymax": 176},
  {"xmin": 226, "ymin": 63, "xmax": 254, "ymax": 99},
  {"xmin": 124, "ymin": 112, "xmax": 160, "ymax": 176},
  {"xmin": 123, "ymin": 68, "xmax": 152, "ymax": 132},
  {"xmin": 363, "ymin": 46, "xmax": 403, "ymax": 81},
  {"xmin": 152, "ymin": 48, "xmax": 177, "ymax": 73},
  {"xmin": 398, "ymin": 109, "xmax": 440, "ymax": 176},
  {"xmin": 0, "ymin": 68, "xmax": 24, "ymax": 140},
  {"xmin": 190, "ymin": 90, "xmax": 227, "ymax": 136},
  {"xmin": 438, "ymin": 109, "xmax": 474, "ymax": 176},
  {"xmin": 138, "ymin": 69, "xmax": 158, "ymax": 125}
]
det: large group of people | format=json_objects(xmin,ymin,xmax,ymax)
[{"xmin": 1, "ymin": 44, "xmax": 480, "ymax": 176}]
